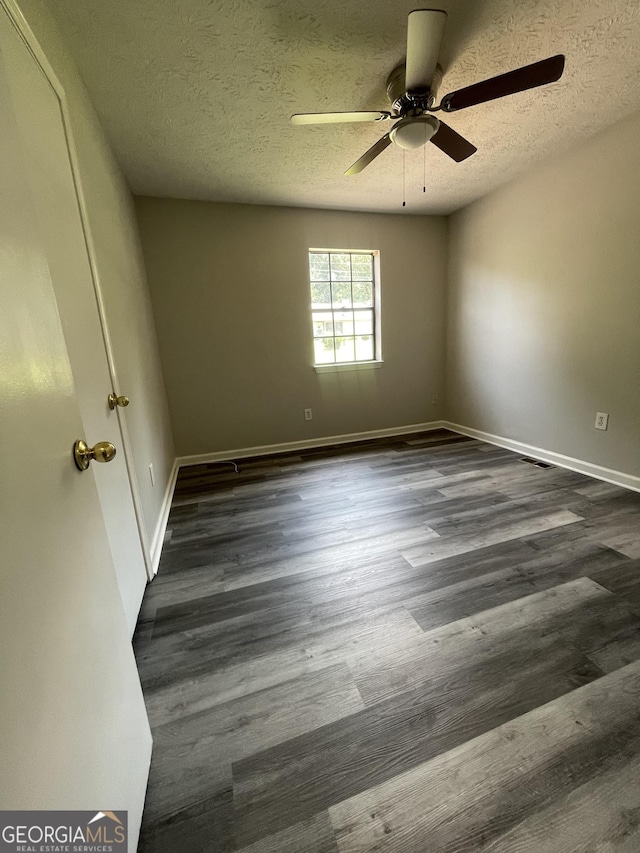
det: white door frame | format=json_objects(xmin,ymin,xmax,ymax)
[{"xmin": 3, "ymin": 0, "xmax": 154, "ymax": 580}]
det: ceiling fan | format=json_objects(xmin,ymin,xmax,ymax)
[{"xmin": 291, "ymin": 9, "xmax": 565, "ymax": 175}]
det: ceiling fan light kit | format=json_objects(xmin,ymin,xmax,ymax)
[
  {"xmin": 291, "ymin": 8, "xmax": 566, "ymax": 179},
  {"xmin": 390, "ymin": 115, "xmax": 439, "ymax": 150}
]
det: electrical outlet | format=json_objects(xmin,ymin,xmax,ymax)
[
  {"xmin": 304, "ymin": 408, "xmax": 312, "ymax": 421},
  {"xmin": 432, "ymin": 394, "xmax": 439, "ymax": 405},
  {"xmin": 149, "ymin": 463, "xmax": 155, "ymax": 486},
  {"xmin": 595, "ymin": 412, "xmax": 609, "ymax": 431}
]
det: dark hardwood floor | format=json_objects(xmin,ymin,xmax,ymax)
[{"xmin": 134, "ymin": 430, "xmax": 640, "ymax": 852}]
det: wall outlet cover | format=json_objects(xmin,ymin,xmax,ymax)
[{"xmin": 595, "ymin": 412, "xmax": 609, "ymax": 431}]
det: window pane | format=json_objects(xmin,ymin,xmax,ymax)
[
  {"xmin": 333, "ymin": 310, "xmax": 354, "ymax": 335},
  {"xmin": 351, "ymin": 254, "xmax": 373, "ymax": 280},
  {"xmin": 330, "ymin": 253, "xmax": 351, "ymax": 281},
  {"xmin": 353, "ymin": 309, "xmax": 373, "ymax": 335},
  {"xmin": 311, "ymin": 281, "xmax": 331, "ymax": 307},
  {"xmin": 312, "ymin": 312, "xmax": 333, "ymax": 336},
  {"xmin": 314, "ymin": 338, "xmax": 335, "ymax": 363},
  {"xmin": 309, "ymin": 253, "xmax": 330, "ymax": 281},
  {"xmin": 352, "ymin": 281, "xmax": 373, "ymax": 307},
  {"xmin": 355, "ymin": 335, "xmax": 374, "ymax": 360},
  {"xmin": 309, "ymin": 250, "xmax": 378, "ymax": 367},
  {"xmin": 331, "ymin": 282, "xmax": 352, "ymax": 308},
  {"xmin": 335, "ymin": 336, "xmax": 355, "ymax": 362}
]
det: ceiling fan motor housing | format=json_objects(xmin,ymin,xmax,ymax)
[{"xmin": 386, "ymin": 63, "xmax": 442, "ymax": 115}]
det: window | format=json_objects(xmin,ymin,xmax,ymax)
[{"xmin": 308, "ymin": 250, "xmax": 381, "ymax": 368}]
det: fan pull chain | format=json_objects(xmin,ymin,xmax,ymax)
[
  {"xmin": 402, "ymin": 150, "xmax": 406, "ymax": 208},
  {"xmin": 423, "ymin": 128, "xmax": 427, "ymax": 192}
]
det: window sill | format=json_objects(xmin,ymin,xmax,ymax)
[{"xmin": 314, "ymin": 360, "xmax": 383, "ymax": 374}]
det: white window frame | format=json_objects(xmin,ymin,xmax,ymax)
[{"xmin": 308, "ymin": 248, "xmax": 383, "ymax": 374}]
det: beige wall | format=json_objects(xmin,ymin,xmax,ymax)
[
  {"xmin": 446, "ymin": 110, "xmax": 640, "ymax": 477},
  {"xmin": 16, "ymin": 0, "xmax": 175, "ymax": 542},
  {"xmin": 136, "ymin": 199, "xmax": 448, "ymax": 457}
]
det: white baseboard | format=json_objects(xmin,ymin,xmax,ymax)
[
  {"xmin": 150, "ymin": 458, "xmax": 179, "ymax": 575},
  {"xmin": 176, "ymin": 421, "xmax": 448, "ymax": 469},
  {"xmin": 443, "ymin": 421, "xmax": 640, "ymax": 494}
]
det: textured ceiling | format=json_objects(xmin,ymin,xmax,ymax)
[{"xmin": 49, "ymin": 0, "xmax": 640, "ymax": 214}]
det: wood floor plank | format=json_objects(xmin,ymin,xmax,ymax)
[
  {"xmin": 433, "ymin": 465, "xmax": 569, "ymax": 500},
  {"xmin": 403, "ymin": 435, "xmax": 473, "ymax": 448},
  {"xmin": 231, "ymin": 581, "xmax": 612, "ymax": 845},
  {"xmin": 140, "ymin": 604, "xmax": 422, "ymax": 726},
  {"xmin": 142, "ymin": 563, "xmax": 229, "ymax": 611},
  {"xmin": 143, "ymin": 664, "xmax": 364, "ymax": 823},
  {"xmin": 601, "ymin": 531, "xmax": 640, "ymax": 558},
  {"xmin": 583, "ymin": 561, "xmax": 640, "ymax": 671},
  {"xmin": 480, "ymin": 750, "xmax": 640, "ymax": 852},
  {"xmin": 150, "ymin": 529, "xmax": 546, "ymax": 642},
  {"xmin": 398, "ymin": 469, "xmax": 489, "ymax": 493},
  {"xmin": 353, "ymin": 577, "xmax": 632, "ymax": 706},
  {"xmin": 405, "ymin": 544, "xmax": 628, "ymax": 633},
  {"xmin": 422, "ymin": 496, "xmax": 585, "ymax": 538},
  {"xmin": 150, "ymin": 552, "xmax": 416, "ymax": 637},
  {"xmin": 236, "ymin": 812, "xmax": 339, "ymax": 853},
  {"xmin": 586, "ymin": 633, "xmax": 640, "ymax": 674},
  {"xmin": 589, "ymin": 558, "xmax": 640, "ymax": 606},
  {"xmin": 232, "ymin": 647, "xmax": 599, "ymax": 847},
  {"xmin": 328, "ymin": 661, "xmax": 640, "ymax": 853},
  {"xmin": 400, "ymin": 509, "xmax": 583, "ymax": 567},
  {"xmin": 138, "ymin": 785, "xmax": 234, "ymax": 852},
  {"xmin": 220, "ymin": 529, "xmax": 439, "ymax": 592}
]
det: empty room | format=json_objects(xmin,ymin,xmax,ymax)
[{"xmin": 1, "ymin": 0, "xmax": 640, "ymax": 851}]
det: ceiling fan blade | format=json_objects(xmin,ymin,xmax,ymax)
[
  {"xmin": 345, "ymin": 134, "xmax": 392, "ymax": 175},
  {"xmin": 441, "ymin": 54, "xmax": 565, "ymax": 112},
  {"xmin": 405, "ymin": 9, "xmax": 447, "ymax": 93},
  {"xmin": 291, "ymin": 111, "xmax": 391, "ymax": 125},
  {"xmin": 430, "ymin": 120, "xmax": 477, "ymax": 162}
]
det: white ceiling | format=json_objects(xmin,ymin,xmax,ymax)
[{"xmin": 50, "ymin": 0, "xmax": 640, "ymax": 214}]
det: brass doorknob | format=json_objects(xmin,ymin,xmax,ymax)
[
  {"xmin": 74, "ymin": 439, "xmax": 117, "ymax": 471},
  {"xmin": 108, "ymin": 393, "xmax": 130, "ymax": 410}
]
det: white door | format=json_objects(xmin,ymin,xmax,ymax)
[
  {"xmin": 0, "ymin": 6, "xmax": 148, "ymax": 634},
  {"xmin": 0, "ymin": 16, "xmax": 151, "ymax": 847}
]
